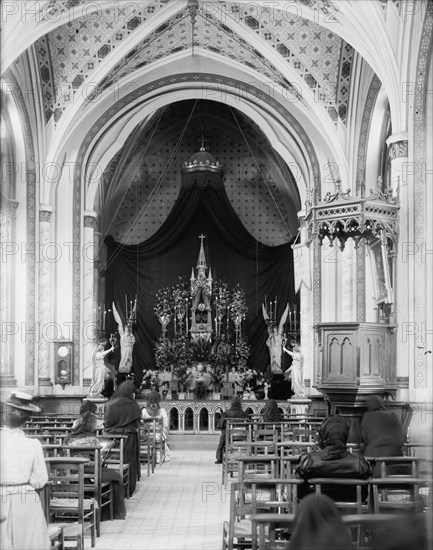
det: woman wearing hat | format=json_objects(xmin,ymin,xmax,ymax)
[{"xmin": 0, "ymin": 392, "xmax": 50, "ymax": 549}]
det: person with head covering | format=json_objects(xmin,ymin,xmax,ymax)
[
  {"xmin": 0, "ymin": 392, "xmax": 50, "ymax": 549},
  {"xmin": 215, "ymin": 396, "xmax": 249, "ymax": 464},
  {"xmin": 295, "ymin": 414, "xmax": 371, "ymax": 502},
  {"xmin": 71, "ymin": 399, "xmax": 104, "ymax": 431},
  {"xmin": 104, "ymin": 380, "xmax": 141, "ymax": 496},
  {"xmin": 288, "ymin": 493, "xmax": 354, "ymax": 550},
  {"xmin": 141, "ymin": 390, "xmax": 171, "ymax": 463},
  {"xmin": 359, "ymin": 395, "xmax": 407, "ymax": 476},
  {"xmin": 64, "ymin": 411, "xmax": 126, "ymax": 520},
  {"xmin": 262, "ymin": 399, "xmax": 283, "ymax": 423}
]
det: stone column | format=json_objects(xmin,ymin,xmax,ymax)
[
  {"xmin": 0, "ymin": 200, "xmax": 18, "ymax": 387},
  {"xmin": 83, "ymin": 212, "xmax": 98, "ymax": 387},
  {"xmin": 386, "ymin": 133, "xmax": 409, "ymax": 395},
  {"xmin": 38, "ymin": 207, "xmax": 53, "ymax": 387}
]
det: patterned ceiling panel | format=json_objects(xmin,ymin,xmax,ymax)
[
  {"xmin": 223, "ymin": 2, "xmax": 352, "ymax": 123},
  {"xmin": 36, "ymin": 1, "xmax": 354, "ymax": 126},
  {"xmin": 94, "ymin": 9, "xmax": 299, "ymax": 101},
  {"xmin": 37, "ymin": 0, "xmax": 170, "ymax": 123},
  {"xmin": 104, "ymin": 101, "xmax": 294, "ymax": 246}
]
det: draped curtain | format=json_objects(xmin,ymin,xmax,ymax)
[{"xmin": 104, "ymin": 185, "xmax": 295, "ymax": 383}]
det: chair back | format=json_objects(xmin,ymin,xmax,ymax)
[{"xmin": 309, "ymin": 478, "xmax": 370, "ymax": 514}]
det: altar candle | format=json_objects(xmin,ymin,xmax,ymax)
[
  {"xmin": 125, "ymin": 295, "xmax": 127, "ymax": 318},
  {"xmin": 174, "ymin": 306, "xmax": 177, "ymax": 334},
  {"xmin": 103, "ymin": 309, "xmax": 106, "ymax": 330},
  {"xmin": 264, "ymin": 294, "xmax": 267, "ymax": 313},
  {"xmin": 275, "ymin": 296, "xmax": 277, "ymax": 319}
]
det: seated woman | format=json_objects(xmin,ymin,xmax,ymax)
[
  {"xmin": 360, "ymin": 395, "xmax": 408, "ymax": 476},
  {"xmin": 64, "ymin": 412, "xmax": 126, "ymax": 520},
  {"xmin": 72, "ymin": 399, "xmax": 104, "ymax": 431},
  {"xmin": 141, "ymin": 390, "xmax": 171, "ymax": 463},
  {"xmin": 262, "ymin": 399, "xmax": 283, "ymax": 422},
  {"xmin": 104, "ymin": 380, "xmax": 142, "ymax": 496},
  {"xmin": 295, "ymin": 414, "xmax": 372, "ymax": 502}
]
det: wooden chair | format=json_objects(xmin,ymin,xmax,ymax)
[
  {"xmin": 142, "ymin": 417, "xmax": 165, "ymax": 464},
  {"xmin": 139, "ymin": 421, "xmax": 156, "ymax": 476},
  {"xmin": 309, "ymin": 478, "xmax": 370, "ymax": 514},
  {"xmin": 64, "ymin": 446, "xmax": 114, "ymax": 535},
  {"xmin": 365, "ymin": 456, "xmax": 422, "ymax": 478},
  {"xmin": 45, "ymin": 457, "xmax": 97, "ymax": 548},
  {"xmin": 222, "ymin": 481, "xmax": 257, "ymax": 550},
  {"xmin": 369, "ymin": 477, "xmax": 427, "ymax": 514},
  {"xmin": 222, "ymin": 420, "xmax": 252, "ymax": 487},
  {"xmin": 102, "ymin": 434, "xmax": 130, "ymax": 498},
  {"xmin": 342, "ymin": 513, "xmax": 401, "ymax": 549},
  {"xmin": 250, "ymin": 513, "xmax": 295, "ymax": 550}
]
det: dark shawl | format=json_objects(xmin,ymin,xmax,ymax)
[
  {"xmin": 104, "ymin": 380, "xmax": 141, "ymax": 434},
  {"xmin": 262, "ymin": 399, "xmax": 283, "ymax": 423}
]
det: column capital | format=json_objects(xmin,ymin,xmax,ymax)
[
  {"xmin": 84, "ymin": 211, "xmax": 98, "ymax": 230},
  {"xmin": 386, "ymin": 133, "xmax": 408, "ymax": 160},
  {"xmin": 39, "ymin": 206, "xmax": 53, "ymax": 223}
]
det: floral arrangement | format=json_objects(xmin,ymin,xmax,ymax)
[
  {"xmin": 140, "ymin": 369, "xmax": 160, "ymax": 388},
  {"xmin": 233, "ymin": 333, "xmax": 250, "ymax": 369},
  {"xmin": 193, "ymin": 338, "xmax": 213, "ymax": 362},
  {"xmin": 213, "ymin": 280, "xmax": 231, "ymax": 313},
  {"xmin": 154, "ymin": 286, "xmax": 174, "ymax": 318},
  {"xmin": 230, "ymin": 284, "xmax": 248, "ymax": 324},
  {"xmin": 154, "ymin": 336, "xmax": 171, "ymax": 370},
  {"xmin": 172, "ymin": 276, "xmax": 189, "ymax": 312},
  {"xmin": 169, "ymin": 334, "xmax": 194, "ymax": 389}
]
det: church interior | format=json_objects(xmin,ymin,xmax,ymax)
[{"xmin": 1, "ymin": 1, "xmax": 432, "ymax": 548}]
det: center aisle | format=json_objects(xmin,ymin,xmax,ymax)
[{"xmin": 95, "ymin": 448, "xmax": 230, "ymax": 550}]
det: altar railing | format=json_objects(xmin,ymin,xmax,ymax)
[{"xmin": 137, "ymin": 399, "xmax": 306, "ymax": 434}]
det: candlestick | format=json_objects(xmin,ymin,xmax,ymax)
[
  {"xmin": 275, "ymin": 296, "xmax": 277, "ymax": 320},
  {"xmin": 103, "ymin": 309, "xmax": 106, "ymax": 330},
  {"xmin": 125, "ymin": 295, "xmax": 127, "ymax": 318},
  {"xmin": 264, "ymin": 294, "xmax": 267, "ymax": 313}
]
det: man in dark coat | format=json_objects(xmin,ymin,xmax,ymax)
[
  {"xmin": 296, "ymin": 414, "xmax": 372, "ymax": 501},
  {"xmin": 215, "ymin": 396, "xmax": 249, "ymax": 464}
]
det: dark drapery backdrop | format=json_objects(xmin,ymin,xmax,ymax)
[{"xmin": 104, "ymin": 185, "xmax": 295, "ymax": 383}]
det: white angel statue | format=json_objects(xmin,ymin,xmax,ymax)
[
  {"xmin": 283, "ymin": 341, "xmax": 306, "ymax": 397},
  {"xmin": 89, "ymin": 338, "xmax": 115, "ymax": 396},
  {"xmin": 112, "ymin": 302, "xmax": 136, "ymax": 374},
  {"xmin": 262, "ymin": 303, "xmax": 289, "ymax": 374}
]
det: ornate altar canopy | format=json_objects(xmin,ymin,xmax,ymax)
[{"xmin": 104, "ymin": 147, "xmax": 296, "ymax": 382}]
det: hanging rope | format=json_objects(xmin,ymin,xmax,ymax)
[
  {"xmin": 229, "ymin": 106, "xmax": 293, "ymax": 240},
  {"xmin": 101, "ymin": 99, "xmax": 199, "ymax": 272}
]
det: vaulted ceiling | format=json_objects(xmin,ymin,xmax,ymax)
[{"xmin": 3, "ymin": 0, "xmax": 413, "ymax": 244}]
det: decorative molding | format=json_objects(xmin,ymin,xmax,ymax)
[
  {"xmin": 396, "ymin": 376, "xmax": 409, "ymax": 389},
  {"xmin": 6, "ymin": 71, "xmax": 37, "ymax": 386},
  {"xmin": 413, "ymin": 4, "xmax": 433, "ymax": 388},
  {"xmin": 388, "ymin": 140, "xmax": 408, "ymax": 160},
  {"xmin": 356, "ymin": 242, "xmax": 366, "ymax": 322},
  {"xmin": 356, "ymin": 75, "xmax": 382, "ymax": 194}
]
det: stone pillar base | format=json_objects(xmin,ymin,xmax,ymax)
[
  {"xmin": 288, "ymin": 398, "xmax": 311, "ymax": 416},
  {"xmin": 0, "ymin": 374, "xmax": 17, "ymax": 387},
  {"xmin": 38, "ymin": 377, "xmax": 53, "ymax": 386}
]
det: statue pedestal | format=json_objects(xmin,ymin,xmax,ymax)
[{"xmin": 287, "ymin": 397, "xmax": 311, "ymax": 416}]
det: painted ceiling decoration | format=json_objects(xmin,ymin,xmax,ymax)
[
  {"xmin": 100, "ymin": 100, "xmax": 297, "ymax": 247},
  {"xmin": 34, "ymin": 0, "xmax": 355, "ymax": 126}
]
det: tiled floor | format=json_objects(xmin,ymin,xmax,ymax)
[{"xmin": 95, "ymin": 449, "xmax": 230, "ymax": 550}]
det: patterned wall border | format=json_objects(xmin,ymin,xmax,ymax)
[
  {"xmin": 5, "ymin": 70, "xmax": 37, "ymax": 386},
  {"xmin": 354, "ymin": 74, "xmax": 381, "ymax": 322},
  {"xmin": 355, "ymin": 74, "xmax": 382, "ymax": 194},
  {"xmin": 413, "ymin": 4, "xmax": 433, "ymax": 388},
  {"xmin": 73, "ymin": 73, "xmax": 322, "ymax": 376}
]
